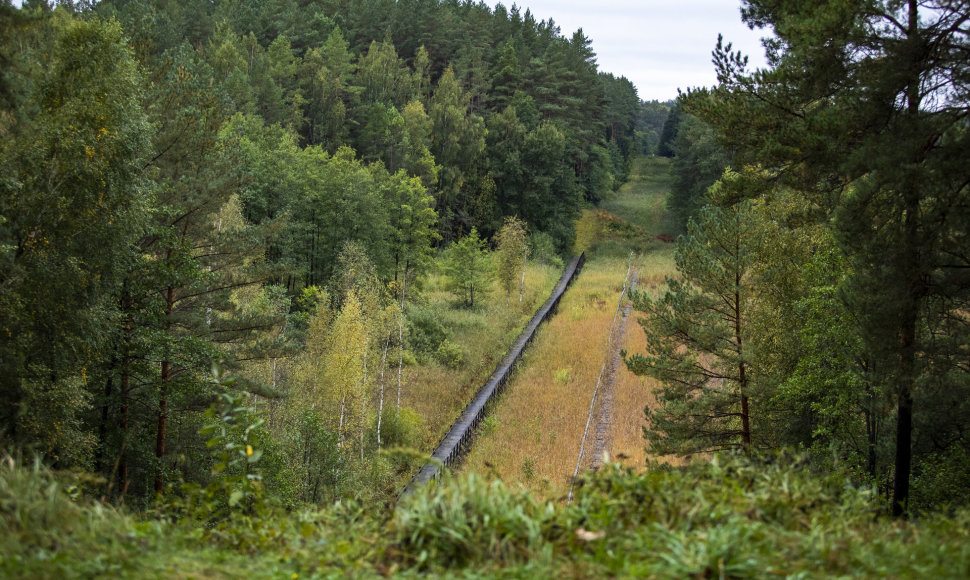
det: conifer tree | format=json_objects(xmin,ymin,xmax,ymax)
[
  {"xmin": 691, "ymin": 0, "xmax": 970, "ymax": 515},
  {"xmin": 626, "ymin": 200, "xmax": 758, "ymax": 454}
]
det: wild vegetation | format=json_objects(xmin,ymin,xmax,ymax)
[
  {"xmin": 0, "ymin": 0, "xmax": 641, "ymax": 505},
  {"xmin": 2, "ymin": 0, "xmax": 970, "ymax": 576},
  {"xmin": 628, "ymin": 0, "xmax": 970, "ymax": 518},
  {"xmin": 4, "ymin": 451, "xmax": 970, "ymax": 578},
  {"xmin": 462, "ymin": 156, "xmax": 677, "ymax": 494}
]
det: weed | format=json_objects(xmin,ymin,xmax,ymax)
[
  {"xmin": 435, "ymin": 339, "xmax": 466, "ymax": 369},
  {"xmin": 554, "ymin": 368, "xmax": 572, "ymax": 385},
  {"xmin": 522, "ymin": 457, "xmax": 537, "ymax": 481}
]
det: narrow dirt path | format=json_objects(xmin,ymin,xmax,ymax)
[{"xmin": 589, "ymin": 275, "xmax": 636, "ymax": 472}]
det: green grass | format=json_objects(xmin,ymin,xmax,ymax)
[
  {"xmin": 402, "ymin": 259, "xmax": 561, "ymax": 450},
  {"xmin": 600, "ymin": 156, "xmax": 676, "ymax": 236},
  {"xmin": 6, "ymin": 453, "xmax": 970, "ymax": 578}
]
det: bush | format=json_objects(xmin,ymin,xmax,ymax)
[
  {"xmin": 407, "ymin": 306, "xmax": 450, "ymax": 362},
  {"xmin": 435, "ymin": 339, "xmax": 466, "ymax": 369},
  {"xmin": 391, "ymin": 472, "xmax": 559, "ymax": 569},
  {"xmin": 375, "ymin": 407, "xmax": 425, "ymax": 450},
  {"xmin": 529, "ymin": 231, "xmax": 564, "ymax": 268}
]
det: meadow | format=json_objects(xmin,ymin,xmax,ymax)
[{"xmin": 461, "ymin": 157, "xmax": 682, "ymax": 495}]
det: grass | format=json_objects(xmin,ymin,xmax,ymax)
[
  {"xmin": 402, "ymin": 259, "xmax": 561, "ymax": 450},
  {"xmin": 7, "ymin": 452, "xmax": 970, "ymax": 578},
  {"xmin": 461, "ymin": 253, "xmax": 637, "ymax": 497},
  {"xmin": 460, "ymin": 156, "xmax": 682, "ymax": 495}
]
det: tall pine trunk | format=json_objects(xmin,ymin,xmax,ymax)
[
  {"xmin": 891, "ymin": 0, "xmax": 922, "ymax": 517},
  {"xmin": 735, "ymin": 263, "xmax": 750, "ymax": 450},
  {"xmin": 155, "ymin": 285, "xmax": 175, "ymax": 494}
]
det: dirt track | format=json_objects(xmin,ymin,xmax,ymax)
[{"xmin": 588, "ymin": 273, "xmax": 637, "ymax": 472}]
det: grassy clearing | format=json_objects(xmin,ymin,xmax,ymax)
[
  {"xmin": 402, "ymin": 260, "xmax": 561, "ymax": 449},
  {"xmin": 461, "ymin": 157, "xmax": 681, "ymax": 494},
  {"xmin": 461, "ymin": 252, "xmax": 635, "ymax": 497}
]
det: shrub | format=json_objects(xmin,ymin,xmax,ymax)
[
  {"xmin": 435, "ymin": 339, "xmax": 466, "ymax": 369},
  {"xmin": 407, "ymin": 306, "xmax": 450, "ymax": 362},
  {"xmin": 375, "ymin": 407, "xmax": 426, "ymax": 450},
  {"xmin": 391, "ymin": 473, "xmax": 559, "ymax": 569},
  {"xmin": 529, "ymin": 231, "xmax": 564, "ymax": 268}
]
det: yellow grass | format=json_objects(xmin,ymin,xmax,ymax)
[
  {"xmin": 400, "ymin": 261, "xmax": 561, "ymax": 449},
  {"xmin": 460, "ymin": 156, "xmax": 686, "ymax": 495},
  {"xmin": 461, "ymin": 255, "xmax": 632, "ymax": 497}
]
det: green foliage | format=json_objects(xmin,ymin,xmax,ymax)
[
  {"xmin": 668, "ymin": 111, "xmax": 731, "ymax": 230},
  {"xmin": 288, "ymin": 409, "xmax": 345, "ymax": 504},
  {"xmin": 406, "ymin": 305, "xmax": 449, "ymax": 362},
  {"xmin": 625, "ymin": 200, "xmax": 758, "ymax": 454},
  {"xmin": 4, "ymin": 449, "xmax": 970, "ymax": 577},
  {"xmin": 374, "ymin": 407, "xmax": 425, "ymax": 451},
  {"xmin": 494, "ymin": 216, "xmax": 528, "ymax": 304},
  {"xmin": 443, "ymin": 228, "xmax": 492, "ymax": 308},
  {"xmin": 390, "ymin": 453, "xmax": 970, "ymax": 577},
  {"xmin": 392, "ymin": 472, "xmax": 558, "ymax": 569},
  {"xmin": 0, "ymin": 10, "xmax": 152, "ymax": 464},
  {"xmin": 554, "ymin": 368, "xmax": 572, "ymax": 385},
  {"xmin": 690, "ymin": 0, "xmax": 970, "ymax": 514},
  {"xmin": 0, "ymin": 455, "xmax": 147, "ymax": 578},
  {"xmin": 655, "ymin": 103, "xmax": 681, "ymax": 157},
  {"xmin": 434, "ymin": 339, "xmax": 466, "ymax": 370},
  {"xmin": 528, "ymin": 231, "xmax": 564, "ymax": 268},
  {"xmin": 636, "ymin": 99, "xmax": 672, "ymax": 155}
]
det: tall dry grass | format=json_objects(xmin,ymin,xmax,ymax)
[
  {"xmin": 461, "ymin": 156, "xmax": 683, "ymax": 496},
  {"xmin": 401, "ymin": 261, "xmax": 561, "ymax": 449},
  {"xmin": 461, "ymin": 255, "xmax": 633, "ymax": 497}
]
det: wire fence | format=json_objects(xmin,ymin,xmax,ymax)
[{"xmin": 400, "ymin": 252, "xmax": 586, "ymax": 496}]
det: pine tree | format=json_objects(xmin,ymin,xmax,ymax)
[
  {"xmin": 625, "ymin": 201, "xmax": 757, "ymax": 454},
  {"xmin": 691, "ymin": 0, "xmax": 970, "ymax": 515}
]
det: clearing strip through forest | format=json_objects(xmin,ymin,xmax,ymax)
[{"xmin": 459, "ymin": 156, "xmax": 679, "ymax": 498}]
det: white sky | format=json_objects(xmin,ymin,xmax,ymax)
[{"xmin": 491, "ymin": 0, "xmax": 770, "ymax": 101}]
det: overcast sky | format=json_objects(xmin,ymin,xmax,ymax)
[{"xmin": 490, "ymin": 0, "xmax": 770, "ymax": 102}]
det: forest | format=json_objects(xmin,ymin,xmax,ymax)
[
  {"xmin": 2, "ymin": 0, "xmax": 970, "ymax": 577},
  {"xmin": 0, "ymin": 0, "xmax": 651, "ymax": 503}
]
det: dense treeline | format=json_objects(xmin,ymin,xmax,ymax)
[
  {"xmin": 632, "ymin": 1, "xmax": 970, "ymax": 515},
  {"xmin": 0, "ymin": 0, "xmax": 642, "ymax": 504}
]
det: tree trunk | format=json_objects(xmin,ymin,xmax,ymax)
[
  {"xmin": 338, "ymin": 395, "xmax": 346, "ymax": 449},
  {"xmin": 892, "ymin": 0, "xmax": 922, "ymax": 518},
  {"xmin": 735, "ymin": 266, "xmax": 750, "ymax": 451},
  {"xmin": 117, "ymin": 287, "xmax": 133, "ymax": 499},
  {"xmin": 154, "ymin": 285, "xmax": 175, "ymax": 494},
  {"xmin": 96, "ymin": 372, "xmax": 114, "ymax": 473},
  {"xmin": 377, "ymin": 333, "xmax": 390, "ymax": 449},
  {"xmin": 397, "ymin": 265, "xmax": 408, "ymax": 411}
]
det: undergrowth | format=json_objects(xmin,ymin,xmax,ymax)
[{"xmin": 3, "ymin": 452, "xmax": 970, "ymax": 578}]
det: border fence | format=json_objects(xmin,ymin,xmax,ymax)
[{"xmin": 401, "ymin": 252, "xmax": 586, "ymax": 496}]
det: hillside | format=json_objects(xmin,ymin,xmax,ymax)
[
  {"xmin": 4, "ymin": 158, "xmax": 970, "ymax": 578},
  {"xmin": 3, "ymin": 0, "xmax": 970, "ymax": 575},
  {"xmin": 5, "ymin": 448, "xmax": 970, "ymax": 578}
]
